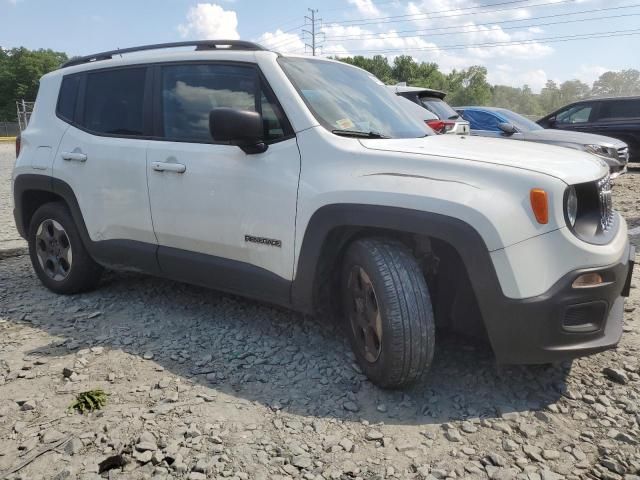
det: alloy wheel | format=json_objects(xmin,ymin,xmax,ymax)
[
  {"xmin": 347, "ymin": 265, "xmax": 383, "ymax": 363},
  {"xmin": 35, "ymin": 219, "xmax": 73, "ymax": 281}
]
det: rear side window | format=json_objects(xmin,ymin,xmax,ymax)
[
  {"xmin": 82, "ymin": 68, "xmax": 146, "ymax": 136},
  {"xmin": 57, "ymin": 75, "xmax": 81, "ymax": 122},
  {"xmin": 596, "ymin": 99, "xmax": 640, "ymax": 121},
  {"xmin": 419, "ymin": 96, "xmax": 459, "ymax": 120},
  {"xmin": 161, "ymin": 63, "xmax": 289, "ymax": 143}
]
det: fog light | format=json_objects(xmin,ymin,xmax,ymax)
[{"xmin": 572, "ymin": 272, "xmax": 604, "ymax": 289}]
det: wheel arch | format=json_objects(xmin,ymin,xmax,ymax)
[{"xmin": 290, "ymin": 204, "xmax": 505, "ymax": 338}]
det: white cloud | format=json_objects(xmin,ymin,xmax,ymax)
[
  {"xmin": 258, "ymin": 29, "xmax": 305, "ymax": 54},
  {"xmin": 178, "ymin": 3, "xmax": 239, "ymax": 40},
  {"xmin": 348, "ymin": 0, "xmax": 382, "ymax": 18}
]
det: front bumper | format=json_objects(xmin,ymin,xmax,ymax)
[{"xmin": 486, "ymin": 243, "xmax": 635, "ymax": 364}]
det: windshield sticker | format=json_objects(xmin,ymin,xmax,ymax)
[{"xmin": 336, "ymin": 118, "xmax": 355, "ymax": 129}]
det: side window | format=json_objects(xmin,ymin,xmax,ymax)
[
  {"xmin": 161, "ymin": 64, "xmax": 288, "ymax": 143},
  {"xmin": 556, "ymin": 104, "xmax": 593, "ymax": 124},
  {"xmin": 596, "ymin": 100, "xmax": 640, "ymax": 121},
  {"xmin": 56, "ymin": 75, "xmax": 81, "ymax": 123},
  {"xmin": 463, "ymin": 110, "xmax": 501, "ymax": 132},
  {"xmin": 82, "ymin": 68, "xmax": 146, "ymax": 136}
]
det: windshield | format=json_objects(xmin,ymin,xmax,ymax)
[
  {"xmin": 497, "ymin": 109, "xmax": 543, "ymax": 132},
  {"xmin": 419, "ymin": 96, "xmax": 459, "ymax": 120},
  {"xmin": 278, "ymin": 57, "xmax": 429, "ymax": 139}
]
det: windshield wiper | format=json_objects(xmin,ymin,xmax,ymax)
[
  {"xmin": 331, "ymin": 129, "xmax": 390, "ymax": 139},
  {"xmin": 448, "ymin": 114, "xmax": 459, "ymax": 120}
]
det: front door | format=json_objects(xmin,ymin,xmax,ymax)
[{"xmin": 146, "ymin": 62, "xmax": 300, "ymax": 304}]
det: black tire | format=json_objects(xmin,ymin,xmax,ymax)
[
  {"xmin": 341, "ymin": 238, "xmax": 435, "ymax": 388},
  {"xmin": 28, "ymin": 202, "xmax": 103, "ymax": 294}
]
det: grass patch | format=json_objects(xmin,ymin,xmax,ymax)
[{"xmin": 69, "ymin": 389, "xmax": 109, "ymax": 414}]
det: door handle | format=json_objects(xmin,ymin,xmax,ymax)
[
  {"xmin": 61, "ymin": 152, "xmax": 87, "ymax": 162},
  {"xmin": 151, "ymin": 161, "xmax": 186, "ymax": 173}
]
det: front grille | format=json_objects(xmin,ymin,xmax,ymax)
[
  {"xmin": 597, "ymin": 175, "xmax": 614, "ymax": 231},
  {"xmin": 617, "ymin": 146, "xmax": 629, "ymax": 163}
]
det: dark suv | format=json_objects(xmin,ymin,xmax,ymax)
[{"xmin": 538, "ymin": 97, "xmax": 640, "ymax": 163}]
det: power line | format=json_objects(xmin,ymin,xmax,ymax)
[
  {"xmin": 264, "ymin": 24, "xmax": 307, "ymax": 49},
  {"xmin": 324, "ymin": 0, "xmax": 577, "ymax": 27},
  {"xmin": 320, "ymin": 28, "xmax": 640, "ymax": 55},
  {"xmin": 324, "ymin": 11, "xmax": 640, "ymax": 42},
  {"xmin": 322, "ymin": 3, "xmax": 640, "ymax": 40}
]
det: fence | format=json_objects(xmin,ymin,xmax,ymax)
[
  {"xmin": 0, "ymin": 122, "xmax": 20, "ymax": 137},
  {"xmin": 16, "ymin": 100, "xmax": 35, "ymax": 132}
]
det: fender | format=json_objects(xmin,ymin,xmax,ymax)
[
  {"xmin": 290, "ymin": 203, "xmax": 505, "ymax": 320},
  {"xmin": 13, "ymin": 173, "xmax": 161, "ymax": 274}
]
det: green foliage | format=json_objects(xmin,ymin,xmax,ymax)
[
  {"xmin": 0, "ymin": 47, "xmax": 68, "ymax": 121},
  {"xmin": 334, "ymin": 54, "xmax": 640, "ymax": 117},
  {"xmin": 69, "ymin": 389, "xmax": 109, "ymax": 414}
]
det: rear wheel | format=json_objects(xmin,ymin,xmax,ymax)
[
  {"xmin": 342, "ymin": 238, "xmax": 435, "ymax": 388},
  {"xmin": 28, "ymin": 202, "xmax": 103, "ymax": 294}
]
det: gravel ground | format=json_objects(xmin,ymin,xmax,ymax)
[
  {"xmin": 0, "ymin": 143, "xmax": 639, "ymax": 480},
  {"xmin": 0, "ymin": 142, "xmax": 27, "ymax": 257}
]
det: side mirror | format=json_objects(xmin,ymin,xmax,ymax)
[
  {"xmin": 498, "ymin": 122, "xmax": 517, "ymax": 136},
  {"xmin": 209, "ymin": 108, "xmax": 267, "ymax": 154}
]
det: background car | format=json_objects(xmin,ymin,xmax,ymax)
[
  {"xmin": 393, "ymin": 95, "xmax": 438, "ymax": 132},
  {"xmin": 537, "ymin": 96, "xmax": 639, "ymax": 163},
  {"xmin": 388, "ymin": 83, "xmax": 469, "ymax": 135},
  {"xmin": 456, "ymin": 106, "xmax": 629, "ymax": 178}
]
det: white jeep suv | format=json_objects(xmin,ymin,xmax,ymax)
[{"xmin": 12, "ymin": 41, "xmax": 635, "ymax": 388}]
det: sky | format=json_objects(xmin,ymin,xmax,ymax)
[{"xmin": 2, "ymin": 0, "xmax": 639, "ymax": 92}]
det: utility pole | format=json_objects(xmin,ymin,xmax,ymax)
[{"xmin": 303, "ymin": 8, "xmax": 324, "ymax": 56}]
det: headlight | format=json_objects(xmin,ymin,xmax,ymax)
[
  {"xmin": 585, "ymin": 144, "xmax": 614, "ymax": 159},
  {"xmin": 566, "ymin": 186, "xmax": 578, "ymax": 227}
]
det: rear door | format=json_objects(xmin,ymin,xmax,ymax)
[
  {"xmin": 590, "ymin": 99, "xmax": 640, "ymax": 161},
  {"xmin": 146, "ymin": 62, "xmax": 300, "ymax": 304},
  {"xmin": 53, "ymin": 66, "xmax": 158, "ymax": 271}
]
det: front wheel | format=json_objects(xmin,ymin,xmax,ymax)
[
  {"xmin": 342, "ymin": 238, "xmax": 435, "ymax": 388},
  {"xmin": 28, "ymin": 202, "xmax": 103, "ymax": 294}
]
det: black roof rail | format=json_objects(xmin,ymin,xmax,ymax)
[{"xmin": 60, "ymin": 40, "xmax": 267, "ymax": 69}]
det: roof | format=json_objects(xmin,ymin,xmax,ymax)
[
  {"xmin": 455, "ymin": 106, "xmax": 503, "ymax": 112},
  {"xmin": 60, "ymin": 40, "xmax": 269, "ymax": 69}
]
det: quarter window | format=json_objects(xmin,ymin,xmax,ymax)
[
  {"xmin": 57, "ymin": 75, "xmax": 81, "ymax": 123},
  {"xmin": 161, "ymin": 64, "xmax": 288, "ymax": 143},
  {"xmin": 83, "ymin": 68, "xmax": 146, "ymax": 136}
]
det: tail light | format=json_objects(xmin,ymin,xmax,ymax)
[
  {"xmin": 15, "ymin": 134, "xmax": 21, "ymax": 158},
  {"xmin": 426, "ymin": 120, "xmax": 456, "ymax": 134}
]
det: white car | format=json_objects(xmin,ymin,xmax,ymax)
[
  {"xmin": 387, "ymin": 84, "xmax": 470, "ymax": 135},
  {"xmin": 12, "ymin": 41, "xmax": 635, "ymax": 388}
]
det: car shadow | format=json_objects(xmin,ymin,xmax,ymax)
[{"xmin": 7, "ymin": 260, "xmax": 568, "ymax": 426}]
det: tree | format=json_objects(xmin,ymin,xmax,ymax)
[
  {"xmin": 592, "ymin": 69, "xmax": 640, "ymax": 97},
  {"xmin": 0, "ymin": 47, "xmax": 68, "ymax": 121},
  {"xmin": 445, "ymin": 66, "xmax": 491, "ymax": 106},
  {"xmin": 391, "ymin": 55, "xmax": 418, "ymax": 83},
  {"xmin": 559, "ymin": 80, "xmax": 590, "ymax": 105},
  {"xmin": 539, "ymin": 80, "xmax": 560, "ymax": 114}
]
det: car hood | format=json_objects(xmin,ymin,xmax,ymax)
[
  {"xmin": 522, "ymin": 128, "xmax": 627, "ymax": 148},
  {"xmin": 359, "ymin": 134, "xmax": 608, "ymax": 185}
]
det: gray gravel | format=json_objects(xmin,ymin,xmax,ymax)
[
  {"xmin": 0, "ymin": 144, "xmax": 27, "ymax": 256},
  {"xmin": 0, "ymin": 143, "xmax": 639, "ymax": 479}
]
